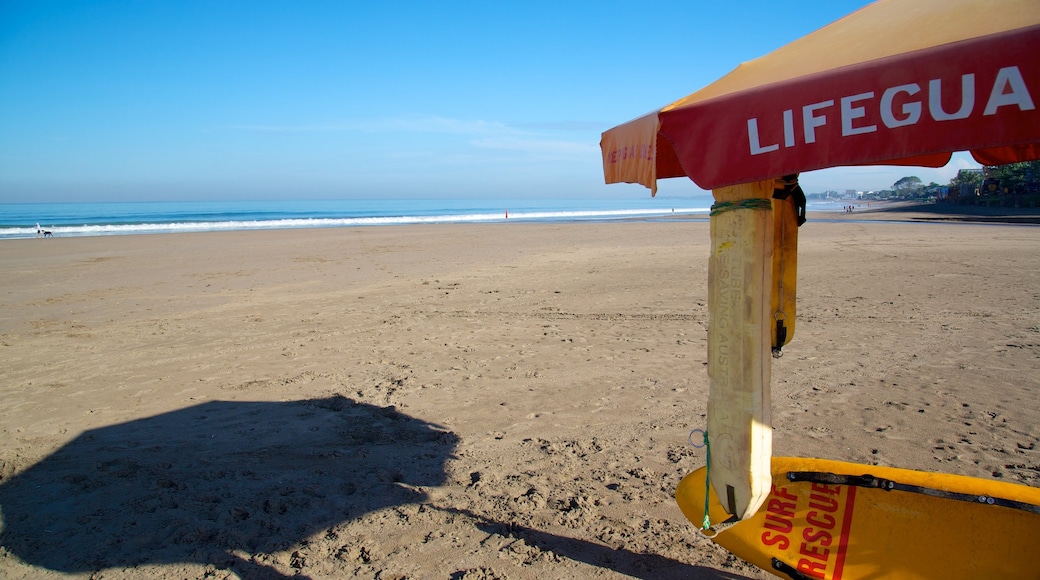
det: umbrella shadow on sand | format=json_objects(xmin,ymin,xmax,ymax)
[
  {"xmin": 1, "ymin": 395, "xmax": 753, "ymax": 579},
  {"xmin": 0, "ymin": 395, "xmax": 458, "ymax": 579}
]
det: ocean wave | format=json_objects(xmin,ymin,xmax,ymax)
[{"xmin": 0, "ymin": 208, "xmax": 709, "ymax": 239}]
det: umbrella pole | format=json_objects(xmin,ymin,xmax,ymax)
[{"xmin": 707, "ymin": 179, "xmax": 774, "ymax": 521}]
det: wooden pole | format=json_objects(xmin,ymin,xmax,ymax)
[
  {"xmin": 771, "ymin": 193, "xmax": 800, "ymax": 354},
  {"xmin": 707, "ymin": 179, "xmax": 774, "ymax": 520}
]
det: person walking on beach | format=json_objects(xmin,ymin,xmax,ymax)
[{"xmin": 36, "ymin": 223, "xmax": 41, "ymax": 238}]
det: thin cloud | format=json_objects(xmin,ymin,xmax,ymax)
[
  {"xmin": 219, "ymin": 115, "xmax": 514, "ymax": 135},
  {"xmin": 217, "ymin": 123, "xmax": 347, "ymax": 133},
  {"xmin": 470, "ymin": 137, "xmax": 598, "ymax": 157},
  {"xmin": 513, "ymin": 121, "xmax": 608, "ymax": 132}
]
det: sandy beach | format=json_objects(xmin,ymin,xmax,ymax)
[{"xmin": 2, "ymin": 213, "xmax": 1039, "ymax": 579}]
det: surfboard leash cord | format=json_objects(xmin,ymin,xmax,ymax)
[
  {"xmin": 688, "ymin": 428, "xmax": 741, "ymax": 536},
  {"xmin": 687, "ymin": 428, "xmax": 715, "ymax": 531}
]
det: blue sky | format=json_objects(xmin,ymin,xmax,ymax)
[{"xmin": 0, "ymin": 0, "xmax": 979, "ymax": 203}]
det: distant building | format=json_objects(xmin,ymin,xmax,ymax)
[{"xmin": 960, "ymin": 168, "xmax": 984, "ymax": 199}]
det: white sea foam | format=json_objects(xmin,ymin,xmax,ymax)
[{"xmin": 1, "ymin": 208, "xmax": 709, "ymax": 239}]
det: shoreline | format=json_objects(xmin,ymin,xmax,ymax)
[
  {"xmin": 8, "ymin": 200, "xmax": 1040, "ymax": 243},
  {"xmin": 809, "ymin": 200, "xmax": 1040, "ymax": 224}
]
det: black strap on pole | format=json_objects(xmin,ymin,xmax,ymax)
[{"xmin": 772, "ymin": 173, "xmax": 807, "ymax": 226}]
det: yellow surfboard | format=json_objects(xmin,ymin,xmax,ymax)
[{"xmin": 676, "ymin": 456, "xmax": 1040, "ymax": 580}]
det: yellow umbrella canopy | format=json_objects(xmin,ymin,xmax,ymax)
[
  {"xmin": 601, "ymin": 0, "xmax": 1040, "ymax": 522},
  {"xmin": 602, "ymin": 0, "xmax": 1040, "ymax": 194}
]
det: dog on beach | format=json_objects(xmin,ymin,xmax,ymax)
[{"xmin": 42, "ymin": 231, "xmax": 53, "ymax": 237}]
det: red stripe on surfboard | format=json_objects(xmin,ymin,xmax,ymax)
[{"xmin": 833, "ymin": 485, "xmax": 857, "ymax": 580}]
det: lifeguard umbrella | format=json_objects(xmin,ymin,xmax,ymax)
[{"xmin": 601, "ymin": 0, "xmax": 1040, "ymax": 522}]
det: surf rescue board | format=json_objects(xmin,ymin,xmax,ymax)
[{"xmin": 676, "ymin": 456, "xmax": 1040, "ymax": 579}]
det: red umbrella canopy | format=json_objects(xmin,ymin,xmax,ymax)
[{"xmin": 602, "ymin": 0, "xmax": 1040, "ymax": 194}]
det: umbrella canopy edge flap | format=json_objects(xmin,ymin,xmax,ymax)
[{"xmin": 600, "ymin": 112, "xmax": 685, "ymax": 195}]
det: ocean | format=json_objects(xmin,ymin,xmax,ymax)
[
  {"xmin": 0, "ymin": 196, "xmax": 852, "ymax": 240},
  {"xmin": 1, "ymin": 196, "xmax": 714, "ymax": 240}
]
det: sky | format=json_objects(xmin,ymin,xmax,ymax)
[{"xmin": 0, "ymin": 0, "xmax": 981, "ymax": 204}]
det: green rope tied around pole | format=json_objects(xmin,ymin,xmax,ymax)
[
  {"xmin": 709, "ymin": 198, "xmax": 773, "ymax": 216},
  {"xmin": 701, "ymin": 430, "xmax": 712, "ymax": 531}
]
